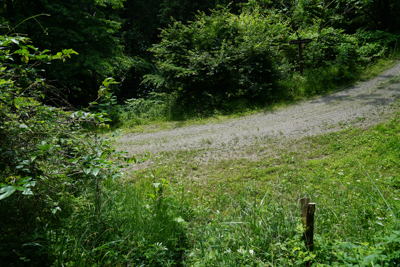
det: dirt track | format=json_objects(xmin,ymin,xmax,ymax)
[{"xmin": 118, "ymin": 63, "xmax": 400, "ymax": 163}]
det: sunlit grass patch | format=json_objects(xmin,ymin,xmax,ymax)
[{"xmin": 125, "ymin": 110, "xmax": 400, "ymax": 265}]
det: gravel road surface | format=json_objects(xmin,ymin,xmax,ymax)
[{"xmin": 118, "ymin": 63, "xmax": 400, "ymax": 163}]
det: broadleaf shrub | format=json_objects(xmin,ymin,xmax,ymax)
[
  {"xmin": 144, "ymin": 7, "xmax": 291, "ymax": 110},
  {"xmin": 0, "ymin": 35, "xmax": 129, "ymax": 266},
  {"xmin": 356, "ymin": 30, "xmax": 400, "ymax": 63}
]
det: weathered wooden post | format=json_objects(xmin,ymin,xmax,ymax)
[
  {"xmin": 300, "ymin": 197, "xmax": 316, "ymax": 267},
  {"xmin": 289, "ymin": 37, "xmax": 312, "ymax": 75}
]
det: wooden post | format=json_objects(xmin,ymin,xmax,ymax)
[
  {"xmin": 305, "ymin": 203, "xmax": 315, "ymax": 251},
  {"xmin": 300, "ymin": 198, "xmax": 316, "ymax": 267},
  {"xmin": 289, "ymin": 38, "xmax": 312, "ymax": 76},
  {"xmin": 300, "ymin": 197, "xmax": 309, "ymax": 227},
  {"xmin": 298, "ymin": 37, "xmax": 303, "ymax": 75}
]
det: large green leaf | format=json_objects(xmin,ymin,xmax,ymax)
[{"xmin": 0, "ymin": 185, "xmax": 16, "ymax": 200}]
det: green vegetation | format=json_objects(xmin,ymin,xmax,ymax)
[
  {"xmin": 144, "ymin": 7, "xmax": 283, "ymax": 110},
  {"xmin": 1, "ymin": 0, "xmax": 400, "ymax": 266},
  {"xmin": 127, "ymin": 104, "xmax": 400, "ymax": 266},
  {"xmin": 0, "ymin": 35, "xmax": 133, "ymax": 266}
]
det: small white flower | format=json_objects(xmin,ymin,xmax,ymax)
[
  {"xmin": 249, "ymin": 249, "xmax": 254, "ymax": 256},
  {"xmin": 155, "ymin": 242, "xmax": 168, "ymax": 250},
  {"xmin": 347, "ymin": 182, "xmax": 350, "ymax": 185},
  {"xmin": 237, "ymin": 248, "xmax": 245, "ymax": 254},
  {"xmin": 357, "ymin": 180, "xmax": 361, "ymax": 182}
]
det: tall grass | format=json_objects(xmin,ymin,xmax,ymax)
[
  {"xmin": 38, "ymin": 111, "xmax": 400, "ymax": 265},
  {"xmin": 50, "ymin": 178, "xmax": 189, "ymax": 266},
  {"xmin": 182, "ymin": 162, "xmax": 400, "ymax": 266}
]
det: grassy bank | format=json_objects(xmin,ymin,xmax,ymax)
[
  {"xmin": 119, "ymin": 99, "xmax": 400, "ymax": 266},
  {"xmin": 32, "ymin": 51, "xmax": 400, "ymax": 267},
  {"xmin": 38, "ymin": 78, "xmax": 400, "ymax": 266}
]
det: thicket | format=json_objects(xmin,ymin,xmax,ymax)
[
  {"xmin": 0, "ymin": 35, "xmax": 188, "ymax": 266},
  {"xmin": 144, "ymin": 8, "xmax": 286, "ymax": 109},
  {"xmin": 2, "ymin": 0, "xmax": 399, "ymax": 109},
  {"xmin": 125, "ymin": 4, "xmax": 400, "ymax": 122}
]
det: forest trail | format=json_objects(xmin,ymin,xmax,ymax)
[{"xmin": 118, "ymin": 63, "xmax": 400, "ymax": 164}]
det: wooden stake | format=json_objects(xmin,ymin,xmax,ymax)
[
  {"xmin": 300, "ymin": 198, "xmax": 316, "ymax": 267},
  {"xmin": 305, "ymin": 203, "xmax": 316, "ymax": 252},
  {"xmin": 298, "ymin": 38, "xmax": 303, "ymax": 75},
  {"xmin": 300, "ymin": 197, "xmax": 310, "ymax": 227}
]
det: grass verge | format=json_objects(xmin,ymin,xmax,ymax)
[{"xmin": 124, "ymin": 105, "xmax": 400, "ymax": 266}]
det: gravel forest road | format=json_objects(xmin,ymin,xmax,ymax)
[{"xmin": 118, "ymin": 63, "xmax": 400, "ymax": 163}]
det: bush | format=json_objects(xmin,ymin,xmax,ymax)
[
  {"xmin": 144, "ymin": 7, "xmax": 291, "ymax": 110},
  {"xmin": 0, "ymin": 35, "xmax": 129, "ymax": 266},
  {"xmin": 356, "ymin": 30, "xmax": 400, "ymax": 63},
  {"xmin": 120, "ymin": 92, "xmax": 174, "ymax": 126},
  {"xmin": 291, "ymin": 26, "xmax": 359, "ymax": 69}
]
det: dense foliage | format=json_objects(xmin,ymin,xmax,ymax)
[
  {"xmin": 1, "ymin": 0, "xmax": 400, "ymax": 266},
  {"xmin": 2, "ymin": 0, "xmax": 132, "ymax": 105},
  {"xmin": 1, "ymin": 0, "xmax": 399, "ymax": 107},
  {"xmin": 0, "ymin": 34, "xmax": 189, "ymax": 266},
  {"xmin": 144, "ymin": 8, "xmax": 290, "ymax": 109},
  {"xmin": 0, "ymin": 35, "xmax": 123, "ymax": 264},
  {"xmin": 144, "ymin": 4, "xmax": 400, "ymax": 110}
]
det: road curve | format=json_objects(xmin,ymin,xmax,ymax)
[{"xmin": 118, "ymin": 63, "xmax": 400, "ymax": 159}]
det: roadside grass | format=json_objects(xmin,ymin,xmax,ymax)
[
  {"xmin": 87, "ymin": 52, "xmax": 400, "ymax": 266},
  {"xmin": 124, "ymin": 107, "xmax": 400, "ymax": 265},
  {"xmin": 360, "ymin": 50, "xmax": 400, "ymax": 81},
  {"xmin": 70, "ymin": 50, "xmax": 400, "ymax": 266},
  {"xmin": 49, "ymin": 175, "xmax": 189, "ymax": 266}
]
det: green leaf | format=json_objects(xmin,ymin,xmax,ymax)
[
  {"xmin": 0, "ymin": 185, "xmax": 16, "ymax": 200},
  {"xmin": 174, "ymin": 217, "xmax": 185, "ymax": 223},
  {"xmin": 39, "ymin": 144, "xmax": 51, "ymax": 151},
  {"xmin": 51, "ymin": 207, "xmax": 61, "ymax": 214},
  {"xmin": 92, "ymin": 168, "xmax": 100, "ymax": 177},
  {"xmin": 84, "ymin": 167, "xmax": 91, "ymax": 174},
  {"xmin": 22, "ymin": 187, "xmax": 33, "ymax": 195}
]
